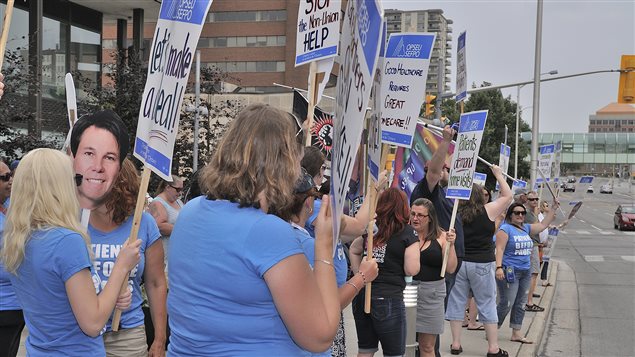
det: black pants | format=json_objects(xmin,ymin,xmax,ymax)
[
  {"xmin": 0, "ymin": 310, "xmax": 25, "ymax": 357},
  {"xmin": 540, "ymin": 261, "xmax": 549, "ymax": 281}
]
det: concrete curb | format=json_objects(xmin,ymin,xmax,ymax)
[{"xmin": 517, "ymin": 260, "xmax": 558, "ymax": 357}]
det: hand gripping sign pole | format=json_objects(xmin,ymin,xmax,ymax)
[
  {"xmin": 0, "ymin": 0, "xmax": 15, "ymax": 70},
  {"xmin": 112, "ymin": 0, "xmax": 214, "ymax": 330}
]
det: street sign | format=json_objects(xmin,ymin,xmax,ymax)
[
  {"xmin": 446, "ymin": 110, "xmax": 488, "ymax": 200},
  {"xmin": 455, "ymin": 31, "xmax": 467, "ymax": 102},
  {"xmin": 379, "ymin": 32, "xmax": 436, "ymax": 148},
  {"xmin": 295, "ymin": 0, "xmax": 341, "ymax": 66},
  {"xmin": 579, "ymin": 176, "xmax": 594, "ymax": 184}
]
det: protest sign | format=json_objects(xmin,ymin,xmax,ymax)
[
  {"xmin": 445, "ymin": 110, "xmax": 489, "ymax": 200},
  {"xmin": 391, "ymin": 125, "xmax": 455, "ymax": 197},
  {"xmin": 134, "ymin": 0, "xmax": 213, "ymax": 180},
  {"xmin": 380, "ymin": 33, "xmax": 436, "ymax": 148},
  {"xmin": 542, "ymin": 227, "xmax": 559, "ymax": 262},
  {"xmin": 292, "ymin": 90, "xmax": 334, "ymax": 160},
  {"xmin": 331, "ymin": 0, "xmax": 383, "ymax": 242},
  {"xmin": 367, "ymin": 20, "xmax": 387, "ymax": 182},
  {"xmin": 295, "ymin": 0, "xmax": 341, "ymax": 66},
  {"xmin": 536, "ymin": 144, "xmax": 555, "ymax": 184},
  {"xmin": 473, "ymin": 172, "xmax": 487, "ymax": 187},
  {"xmin": 512, "ymin": 179, "xmax": 528, "ymax": 192},
  {"xmin": 455, "ymin": 31, "xmax": 467, "ymax": 102},
  {"xmin": 496, "ymin": 143, "xmax": 511, "ymax": 190}
]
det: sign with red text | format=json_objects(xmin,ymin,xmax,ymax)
[
  {"xmin": 134, "ymin": 0, "xmax": 214, "ymax": 180},
  {"xmin": 331, "ymin": 0, "xmax": 383, "ymax": 244},
  {"xmin": 380, "ymin": 33, "xmax": 436, "ymax": 148},
  {"xmin": 446, "ymin": 110, "xmax": 489, "ymax": 200},
  {"xmin": 295, "ymin": 0, "xmax": 341, "ymax": 66}
]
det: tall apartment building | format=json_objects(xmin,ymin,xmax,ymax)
[
  {"xmin": 384, "ymin": 9, "xmax": 453, "ymax": 94},
  {"xmin": 588, "ymin": 103, "xmax": 635, "ymax": 133}
]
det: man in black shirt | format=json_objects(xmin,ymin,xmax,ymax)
[{"xmin": 410, "ymin": 125, "xmax": 464, "ymax": 357}]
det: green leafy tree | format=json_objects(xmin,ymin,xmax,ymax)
[{"xmin": 440, "ymin": 83, "xmax": 532, "ymax": 189}]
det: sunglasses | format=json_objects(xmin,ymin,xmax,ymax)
[
  {"xmin": 0, "ymin": 173, "xmax": 11, "ymax": 182},
  {"xmin": 170, "ymin": 185, "xmax": 183, "ymax": 193},
  {"xmin": 527, "ymin": 198, "xmax": 539, "ymax": 202},
  {"xmin": 512, "ymin": 211, "xmax": 527, "ymax": 216}
]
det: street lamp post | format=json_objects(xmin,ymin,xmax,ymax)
[{"xmin": 514, "ymin": 69, "xmax": 557, "ymax": 179}]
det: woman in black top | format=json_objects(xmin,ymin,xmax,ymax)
[
  {"xmin": 349, "ymin": 188, "xmax": 420, "ymax": 357},
  {"xmin": 410, "ymin": 198, "xmax": 456, "ymax": 357},
  {"xmin": 445, "ymin": 165, "xmax": 513, "ymax": 357}
]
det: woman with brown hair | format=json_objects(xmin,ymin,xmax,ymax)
[
  {"xmin": 148, "ymin": 175, "xmax": 184, "ymax": 269},
  {"xmin": 349, "ymin": 188, "xmax": 420, "ymax": 357},
  {"xmin": 88, "ymin": 158, "xmax": 167, "ymax": 357},
  {"xmin": 167, "ymin": 104, "xmax": 340, "ymax": 355}
]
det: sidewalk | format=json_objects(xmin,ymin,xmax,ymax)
[{"xmin": 344, "ymin": 261, "xmax": 559, "ymax": 357}]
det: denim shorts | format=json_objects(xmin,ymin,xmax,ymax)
[
  {"xmin": 352, "ymin": 294, "xmax": 406, "ymax": 357},
  {"xmin": 445, "ymin": 261, "xmax": 498, "ymax": 324}
]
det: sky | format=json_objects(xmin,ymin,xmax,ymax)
[{"xmin": 384, "ymin": 0, "xmax": 635, "ymax": 133}]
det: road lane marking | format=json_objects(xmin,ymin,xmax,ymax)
[
  {"xmin": 622, "ymin": 256, "xmax": 635, "ymax": 262},
  {"xmin": 591, "ymin": 225, "xmax": 601, "ymax": 231},
  {"xmin": 584, "ymin": 255, "xmax": 604, "ymax": 262},
  {"xmin": 600, "ymin": 231, "xmax": 614, "ymax": 235},
  {"xmin": 579, "ymin": 219, "xmax": 586, "ymax": 223},
  {"xmin": 575, "ymin": 230, "xmax": 591, "ymax": 234}
]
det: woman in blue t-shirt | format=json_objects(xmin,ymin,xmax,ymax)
[
  {"xmin": 87, "ymin": 158, "xmax": 166, "ymax": 357},
  {"xmin": 1, "ymin": 148, "xmax": 140, "ymax": 357},
  {"xmin": 495, "ymin": 201, "xmax": 558, "ymax": 344},
  {"xmin": 167, "ymin": 104, "xmax": 341, "ymax": 356}
]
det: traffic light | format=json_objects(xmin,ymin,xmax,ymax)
[
  {"xmin": 618, "ymin": 55, "xmax": 635, "ymax": 103},
  {"xmin": 425, "ymin": 94, "xmax": 436, "ymax": 117}
]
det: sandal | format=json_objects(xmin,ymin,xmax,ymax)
[
  {"xmin": 486, "ymin": 348, "xmax": 509, "ymax": 357},
  {"xmin": 525, "ymin": 304, "xmax": 545, "ymax": 312},
  {"xmin": 542, "ymin": 282, "xmax": 553, "ymax": 287},
  {"xmin": 511, "ymin": 337, "xmax": 534, "ymax": 344},
  {"xmin": 450, "ymin": 345, "xmax": 463, "ymax": 355}
]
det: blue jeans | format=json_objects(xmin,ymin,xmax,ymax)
[
  {"xmin": 353, "ymin": 294, "xmax": 406, "ymax": 357},
  {"xmin": 496, "ymin": 268, "xmax": 531, "ymax": 330}
]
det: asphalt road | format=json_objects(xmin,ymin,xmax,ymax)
[{"xmin": 538, "ymin": 178, "xmax": 635, "ymax": 357}]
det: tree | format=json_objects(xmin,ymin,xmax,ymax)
[{"xmin": 440, "ymin": 83, "xmax": 532, "ymax": 189}]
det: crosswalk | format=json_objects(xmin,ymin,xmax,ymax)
[{"xmin": 583, "ymin": 255, "xmax": 635, "ymax": 262}]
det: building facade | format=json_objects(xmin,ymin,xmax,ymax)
[
  {"xmin": 588, "ymin": 102, "xmax": 635, "ymax": 133},
  {"xmin": 384, "ymin": 8, "xmax": 453, "ymax": 94},
  {"xmin": 521, "ymin": 132, "xmax": 635, "ymax": 177}
]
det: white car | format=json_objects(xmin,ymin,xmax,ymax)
[
  {"xmin": 587, "ymin": 185, "xmax": 594, "ymax": 193},
  {"xmin": 600, "ymin": 184, "xmax": 613, "ymax": 194}
]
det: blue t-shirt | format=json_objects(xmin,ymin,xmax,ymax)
[
  {"xmin": 88, "ymin": 212, "xmax": 160, "ymax": 331},
  {"xmin": 306, "ymin": 199, "xmax": 348, "ymax": 287},
  {"xmin": 0, "ymin": 213, "xmax": 21, "ymax": 310},
  {"xmin": 499, "ymin": 223, "xmax": 533, "ymax": 270},
  {"xmin": 9, "ymin": 227, "xmax": 105, "ymax": 356},
  {"xmin": 167, "ymin": 197, "xmax": 309, "ymax": 356}
]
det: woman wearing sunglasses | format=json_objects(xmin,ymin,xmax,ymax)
[
  {"xmin": 494, "ymin": 200, "xmax": 558, "ymax": 344},
  {"xmin": 148, "ymin": 175, "xmax": 184, "ymax": 270}
]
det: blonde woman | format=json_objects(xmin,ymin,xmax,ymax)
[{"xmin": 1, "ymin": 148, "xmax": 140, "ymax": 356}]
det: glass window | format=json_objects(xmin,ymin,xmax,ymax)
[
  {"xmin": 236, "ymin": 37, "xmax": 246, "ymax": 47},
  {"xmin": 246, "ymin": 36, "xmax": 257, "ymax": 47},
  {"xmin": 226, "ymin": 37, "xmax": 236, "ymax": 47},
  {"xmin": 215, "ymin": 37, "xmax": 227, "ymax": 47},
  {"xmin": 257, "ymin": 36, "xmax": 267, "ymax": 46},
  {"xmin": 234, "ymin": 62, "xmax": 246, "ymax": 72},
  {"xmin": 277, "ymin": 61, "xmax": 285, "ymax": 72},
  {"xmin": 267, "ymin": 36, "xmax": 277, "ymax": 46},
  {"xmin": 245, "ymin": 61, "xmax": 256, "ymax": 72},
  {"xmin": 277, "ymin": 36, "xmax": 286, "ymax": 45}
]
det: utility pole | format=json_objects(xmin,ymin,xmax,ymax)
[
  {"xmin": 436, "ymin": 57, "xmax": 443, "ymax": 119},
  {"xmin": 529, "ymin": 0, "xmax": 544, "ymax": 189}
]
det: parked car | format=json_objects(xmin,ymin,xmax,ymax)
[
  {"xmin": 587, "ymin": 185, "xmax": 594, "ymax": 193},
  {"xmin": 563, "ymin": 183, "xmax": 576, "ymax": 192},
  {"xmin": 614, "ymin": 204, "xmax": 635, "ymax": 231},
  {"xmin": 600, "ymin": 184, "xmax": 613, "ymax": 194},
  {"xmin": 567, "ymin": 176, "xmax": 576, "ymax": 183}
]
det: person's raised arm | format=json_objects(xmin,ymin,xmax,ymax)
[
  {"xmin": 426, "ymin": 125, "xmax": 455, "ymax": 190},
  {"xmin": 529, "ymin": 199, "xmax": 559, "ymax": 236},
  {"xmin": 66, "ymin": 239, "xmax": 141, "ymax": 337},
  {"xmin": 264, "ymin": 196, "xmax": 340, "ymax": 353},
  {"xmin": 494, "ymin": 230, "xmax": 509, "ymax": 281},
  {"xmin": 485, "ymin": 165, "xmax": 513, "ymax": 220}
]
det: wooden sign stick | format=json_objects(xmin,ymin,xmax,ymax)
[
  {"xmin": 305, "ymin": 61, "xmax": 320, "ymax": 147},
  {"xmin": 111, "ymin": 165, "xmax": 152, "ymax": 331},
  {"xmin": 0, "ymin": 0, "xmax": 15, "ymax": 70},
  {"xmin": 440, "ymin": 101, "xmax": 463, "ymax": 278},
  {"xmin": 364, "ymin": 144, "xmax": 390, "ymax": 313}
]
